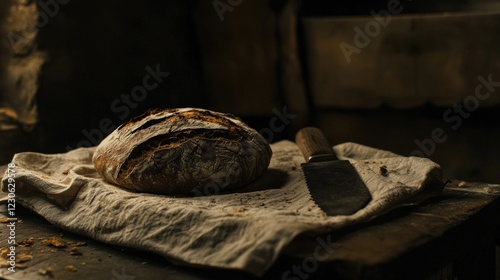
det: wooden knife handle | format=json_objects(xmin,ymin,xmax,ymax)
[{"xmin": 295, "ymin": 127, "xmax": 338, "ymax": 163}]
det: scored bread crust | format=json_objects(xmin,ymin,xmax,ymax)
[{"xmin": 92, "ymin": 108, "xmax": 272, "ymax": 195}]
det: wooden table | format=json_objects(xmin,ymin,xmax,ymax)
[{"xmin": 1, "ymin": 161, "xmax": 499, "ymax": 280}]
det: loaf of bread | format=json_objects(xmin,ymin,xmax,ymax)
[{"xmin": 92, "ymin": 108, "xmax": 272, "ymax": 195}]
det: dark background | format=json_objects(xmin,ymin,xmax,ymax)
[{"xmin": 1, "ymin": 0, "xmax": 499, "ymax": 183}]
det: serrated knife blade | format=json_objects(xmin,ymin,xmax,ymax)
[{"xmin": 296, "ymin": 127, "xmax": 372, "ymax": 216}]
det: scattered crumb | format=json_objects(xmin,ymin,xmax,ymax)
[
  {"xmin": 64, "ymin": 265, "xmax": 77, "ymax": 272},
  {"xmin": 458, "ymin": 181, "xmax": 467, "ymax": 188},
  {"xmin": 17, "ymin": 253, "xmax": 33, "ymax": 263},
  {"xmin": 42, "ymin": 236, "xmax": 67, "ymax": 248},
  {"xmin": 0, "ymin": 217, "xmax": 9, "ymax": 223},
  {"xmin": 19, "ymin": 238, "xmax": 35, "ymax": 247},
  {"xmin": 38, "ymin": 267, "xmax": 53, "ymax": 276},
  {"xmin": 379, "ymin": 165, "xmax": 388, "ymax": 177},
  {"xmin": 2, "ymin": 252, "xmax": 33, "ymax": 268},
  {"xmin": 69, "ymin": 247, "xmax": 82, "ymax": 256},
  {"xmin": 81, "ymin": 262, "xmax": 86, "ymax": 266}
]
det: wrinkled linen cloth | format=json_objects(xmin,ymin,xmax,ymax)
[{"xmin": 1, "ymin": 141, "xmax": 443, "ymax": 276}]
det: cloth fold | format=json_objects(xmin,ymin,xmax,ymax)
[{"xmin": 1, "ymin": 141, "xmax": 443, "ymax": 276}]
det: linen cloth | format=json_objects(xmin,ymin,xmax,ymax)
[{"xmin": 1, "ymin": 141, "xmax": 443, "ymax": 276}]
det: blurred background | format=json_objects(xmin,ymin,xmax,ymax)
[{"xmin": 1, "ymin": 0, "xmax": 499, "ymax": 183}]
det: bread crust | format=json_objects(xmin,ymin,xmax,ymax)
[{"xmin": 92, "ymin": 108, "xmax": 272, "ymax": 194}]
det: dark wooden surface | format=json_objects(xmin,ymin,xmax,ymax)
[{"xmin": 1, "ymin": 161, "xmax": 500, "ymax": 279}]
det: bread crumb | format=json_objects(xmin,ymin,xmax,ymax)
[
  {"xmin": 42, "ymin": 236, "xmax": 67, "ymax": 248},
  {"xmin": 458, "ymin": 181, "xmax": 467, "ymax": 187},
  {"xmin": 65, "ymin": 265, "xmax": 78, "ymax": 272},
  {"xmin": 19, "ymin": 238, "xmax": 35, "ymax": 247},
  {"xmin": 38, "ymin": 267, "xmax": 53, "ymax": 276},
  {"xmin": 17, "ymin": 253, "xmax": 33, "ymax": 263},
  {"xmin": 69, "ymin": 247, "xmax": 82, "ymax": 256},
  {"xmin": 0, "ymin": 249, "xmax": 33, "ymax": 268},
  {"xmin": 0, "ymin": 217, "xmax": 9, "ymax": 223}
]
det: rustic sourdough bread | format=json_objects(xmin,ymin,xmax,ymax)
[{"xmin": 92, "ymin": 108, "xmax": 272, "ymax": 195}]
